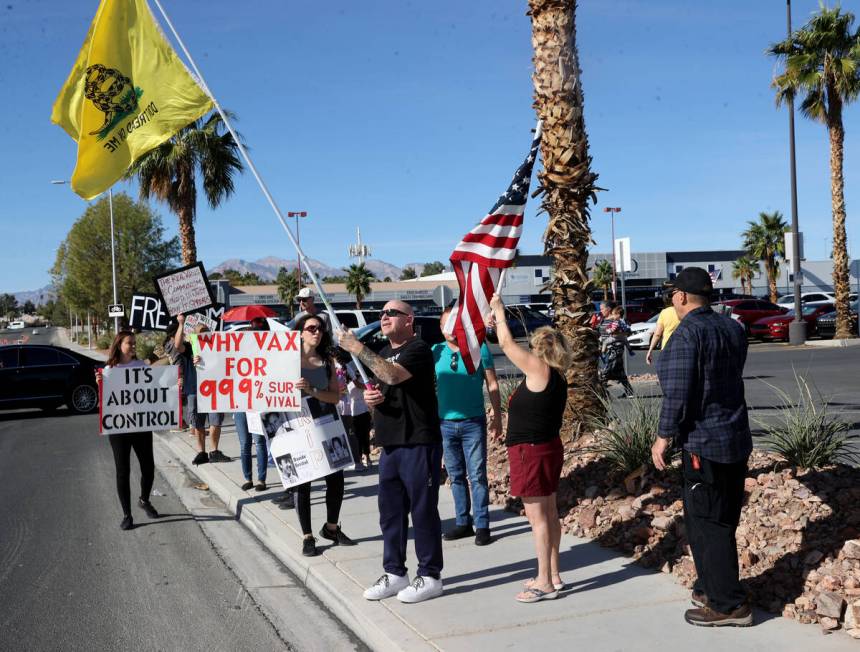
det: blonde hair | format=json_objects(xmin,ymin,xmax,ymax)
[{"xmin": 529, "ymin": 326, "xmax": 574, "ymax": 371}]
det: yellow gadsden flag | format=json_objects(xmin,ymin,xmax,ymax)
[{"xmin": 51, "ymin": 0, "xmax": 213, "ymax": 200}]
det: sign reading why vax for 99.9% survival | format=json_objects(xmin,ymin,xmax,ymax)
[
  {"xmin": 100, "ymin": 366, "xmax": 181, "ymax": 435},
  {"xmin": 195, "ymin": 331, "xmax": 301, "ymax": 412}
]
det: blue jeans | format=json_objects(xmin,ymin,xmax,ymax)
[
  {"xmin": 441, "ymin": 416, "xmax": 489, "ymax": 530},
  {"xmin": 234, "ymin": 413, "xmax": 267, "ymax": 482}
]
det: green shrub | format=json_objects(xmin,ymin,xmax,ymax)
[
  {"xmin": 586, "ymin": 392, "xmax": 662, "ymax": 476},
  {"xmin": 492, "ymin": 375, "xmax": 521, "ymax": 414},
  {"xmin": 757, "ymin": 374, "xmax": 858, "ymax": 469},
  {"xmin": 136, "ymin": 333, "xmax": 158, "ymax": 362},
  {"xmin": 96, "ymin": 332, "xmax": 113, "ymax": 350}
]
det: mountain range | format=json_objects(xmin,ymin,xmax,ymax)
[{"xmin": 210, "ymin": 257, "xmax": 435, "ymax": 282}]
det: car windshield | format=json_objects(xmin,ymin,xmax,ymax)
[
  {"xmin": 647, "ymin": 314, "xmax": 659, "ymax": 323},
  {"xmin": 776, "ymin": 295, "xmax": 792, "ymax": 304}
]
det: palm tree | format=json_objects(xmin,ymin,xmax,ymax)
[
  {"xmin": 127, "ymin": 112, "xmax": 243, "ymax": 265},
  {"xmin": 345, "ymin": 263, "xmax": 375, "ymax": 309},
  {"xmin": 591, "ymin": 259, "xmax": 613, "ymax": 300},
  {"xmin": 530, "ymin": 0, "xmax": 602, "ymax": 440},
  {"xmin": 276, "ymin": 266, "xmax": 300, "ymax": 316},
  {"xmin": 731, "ymin": 256, "xmax": 758, "ymax": 296},
  {"xmin": 742, "ymin": 211, "xmax": 788, "ymax": 302},
  {"xmin": 769, "ymin": 6, "xmax": 859, "ymax": 337}
]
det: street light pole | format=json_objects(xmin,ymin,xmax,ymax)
[
  {"xmin": 287, "ymin": 211, "xmax": 308, "ymax": 286},
  {"xmin": 52, "ymin": 180, "xmax": 121, "ymax": 335},
  {"xmin": 603, "ymin": 207, "xmax": 622, "ymax": 300},
  {"xmin": 785, "ymin": 0, "xmax": 806, "ymax": 345}
]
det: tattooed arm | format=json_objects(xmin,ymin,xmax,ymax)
[{"xmin": 338, "ymin": 328, "xmax": 413, "ymax": 385}]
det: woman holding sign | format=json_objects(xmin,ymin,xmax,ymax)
[
  {"xmin": 96, "ymin": 331, "xmax": 159, "ymax": 531},
  {"xmin": 293, "ymin": 314, "xmax": 357, "ymax": 557}
]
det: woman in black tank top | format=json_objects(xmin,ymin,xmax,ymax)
[{"xmin": 487, "ymin": 294, "xmax": 572, "ymax": 604}]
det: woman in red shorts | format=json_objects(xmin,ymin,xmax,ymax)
[{"xmin": 488, "ymin": 293, "xmax": 572, "ymax": 603}]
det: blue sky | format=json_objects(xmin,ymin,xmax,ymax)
[{"xmin": 2, "ymin": 0, "xmax": 859, "ymax": 293}]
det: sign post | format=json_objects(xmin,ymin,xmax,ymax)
[
  {"xmin": 614, "ymin": 237, "xmax": 632, "ymax": 316},
  {"xmin": 108, "ymin": 303, "xmax": 124, "ymax": 319}
]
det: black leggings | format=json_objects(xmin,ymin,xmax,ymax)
[
  {"xmin": 352, "ymin": 412, "xmax": 372, "ymax": 456},
  {"xmin": 295, "ymin": 471, "xmax": 344, "ymax": 535},
  {"xmin": 108, "ymin": 432, "xmax": 155, "ymax": 517}
]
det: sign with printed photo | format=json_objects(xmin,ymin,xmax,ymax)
[
  {"xmin": 153, "ymin": 262, "xmax": 215, "ymax": 317},
  {"xmin": 99, "ymin": 366, "xmax": 180, "ymax": 435},
  {"xmin": 267, "ymin": 395, "xmax": 353, "ymax": 489},
  {"xmin": 195, "ymin": 330, "xmax": 301, "ymax": 412}
]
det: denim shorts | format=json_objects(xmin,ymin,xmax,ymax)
[{"xmin": 183, "ymin": 394, "xmax": 224, "ymax": 430}]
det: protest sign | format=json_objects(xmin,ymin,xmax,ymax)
[
  {"xmin": 129, "ymin": 293, "xmax": 171, "ymax": 331},
  {"xmin": 154, "ymin": 262, "xmax": 215, "ymax": 317},
  {"xmin": 246, "ymin": 410, "xmax": 264, "ymax": 435},
  {"xmin": 195, "ymin": 330, "xmax": 301, "ymax": 412},
  {"xmin": 267, "ymin": 395, "xmax": 353, "ymax": 488},
  {"xmin": 99, "ymin": 366, "xmax": 180, "ymax": 435},
  {"xmin": 129, "ymin": 293, "xmax": 223, "ymax": 333}
]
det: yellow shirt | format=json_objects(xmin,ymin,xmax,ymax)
[{"xmin": 657, "ymin": 307, "xmax": 680, "ymax": 348}]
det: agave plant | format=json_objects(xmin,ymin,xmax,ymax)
[
  {"xmin": 755, "ymin": 373, "xmax": 858, "ymax": 469},
  {"xmin": 585, "ymin": 392, "xmax": 662, "ymax": 476}
]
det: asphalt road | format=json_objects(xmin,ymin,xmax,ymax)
[{"xmin": 0, "ymin": 404, "xmax": 363, "ymax": 651}]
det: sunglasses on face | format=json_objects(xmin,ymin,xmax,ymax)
[
  {"xmin": 303, "ymin": 325, "xmax": 321, "ymax": 334},
  {"xmin": 450, "ymin": 351, "xmax": 459, "ymax": 372},
  {"xmin": 379, "ymin": 308, "xmax": 407, "ymax": 318}
]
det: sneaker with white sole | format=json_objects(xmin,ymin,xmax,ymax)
[
  {"xmin": 363, "ymin": 573, "xmax": 410, "ymax": 601},
  {"xmin": 396, "ymin": 575, "xmax": 443, "ymax": 603}
]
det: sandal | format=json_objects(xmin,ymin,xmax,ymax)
[
  {"xmin": 516, "ymin": 587, "xmax": 559, "ymax": 603},
  {"xmin": 524, "ymin": 577, "xmax": 565, "ymax": 591}
]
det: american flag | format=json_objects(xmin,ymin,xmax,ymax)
[{"xmin": 444, "ymin": 123, "xmax": 542, "ymax": 374}]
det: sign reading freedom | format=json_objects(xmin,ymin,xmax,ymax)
[
  {"xmin": 100, "ymin": 366, "xmax": 180, "ymax": 435},
  {"xmin": 195, "ymin": 331, "xmax": 301, "ymax": 412}
]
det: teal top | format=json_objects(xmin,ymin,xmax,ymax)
[{"xmin": 432, "ymin": 341, "xmax": 495, "ymax": 420}]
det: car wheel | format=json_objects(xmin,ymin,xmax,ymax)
[{"xmin": 68, "ymin": 384, "xmax": 98, "ymax": 414}]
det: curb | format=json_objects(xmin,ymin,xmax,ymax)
[
  {"xmin": 805, "ymin": 338, "xmax": 860, "ymax": 348},
  {"xmin": 152, "ymin": 429, "xmax": 436, "ymax": 652}
]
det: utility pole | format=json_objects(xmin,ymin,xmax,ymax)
[
  {"xmin": 785, "ymin": 0, "xmax": 806, "ymax": 345},
  {"xmin": 603, "ymin": 207, "xmax": 622, "ymax": 300},
  {"xmin": 287, "ymin": 211, "xmax": 308, "ymax": 286}
]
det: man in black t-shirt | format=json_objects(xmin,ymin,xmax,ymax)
[{"xmin": 339, "ymin": 300, "xmax": 444, "ymax": 604}]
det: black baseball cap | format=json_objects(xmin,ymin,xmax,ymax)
[{"xmin": 672, "ymin": 267, "xmax": 713, "ymax": 297}]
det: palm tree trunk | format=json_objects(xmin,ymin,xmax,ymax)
[
  {"xmin": 530, "ymin": 0, "xmax": 602, "ymax": 443},
  {"xmin": 766, "ymin": 257, "xmax": 778, "ymax": 303},
  {"xmin": 828, "ymin": 108, "xmax": 853, "ymax": 339},
  {"xmin": 602, "ymin": 286, "xmax": 608, "ymax": 301},
  {"xmin": 178, "ymin": 207, "xmax": 197, "ymax": 266}
]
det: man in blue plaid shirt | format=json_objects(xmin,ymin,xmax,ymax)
[{"xmin": 651, "ymin": 267, "xmax": 753, "ymax": 628}]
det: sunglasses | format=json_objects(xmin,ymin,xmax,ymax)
[
  {"xmin": 303, "ymin": 325, "xmax": 321, "ymax": 334},
  {"xmin": 450, "ymin": 351, "xmax": 459, "ymax": 372},
  {"xmin": 379, "ymin": 308, "xmax": 407, "ymax": 318}
]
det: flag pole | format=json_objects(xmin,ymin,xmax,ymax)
[{"xmin": 149, "ymin": 0, "xmax": 373, "ymax": 382}]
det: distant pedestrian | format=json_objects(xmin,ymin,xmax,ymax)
[
  {"xmin": 295, "ymin": 287, "xmax": 330, "ymax": 331},
  {"xmin": 487, "ymin": 294, "xmax": 572, "ymax": 603},
  {"xmin": 646, "ymin": 294, "xmax": 681, "ymax": 366},
  {"xmin": 95, "ymin": 331, "xmax": 159, "ymax": 531},
  {"xmin": 235, "ymin": 316, "xmax": 269, "ymax": 491},
  {"xmin": 433, "ymin": 307, "xmax": 501, "ymax": 546},
  {"xmin": 589, "ymin": 300, "xmax": 616, "ymax": 329},
  {"xmin": 164, "ymin": 316, "xmax": 229, "ymax": 465},
  {"xmin": 598, "ymin": 305, "xmax": 634, "ymax": 397},
  {"xmin": 293, "ymin": 314, "xmax": 356, "ymax": 557},
  {"xmin": 651, "ymin": 267, "xmax": 753, "ymax": 627},
  {"xmin": 339, "ymin": 300, "xmax": 445, "ymax": 604}
]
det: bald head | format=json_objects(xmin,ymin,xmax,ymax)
[{"xmin": 381, "ymin": 300, "xmax": 414, "ymax": 344}]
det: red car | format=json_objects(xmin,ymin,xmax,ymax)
[
  {"xmin": 715, "ymin": 299, "xmax": 788, "ymax": 332},
  {"xmin": 749, "ymin": 303, "xmax": 834, "ymax": 341}
]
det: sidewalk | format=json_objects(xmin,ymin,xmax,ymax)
[{"xmin": 154, "ymin": 421, "xmax": 857, "ymax": 651}]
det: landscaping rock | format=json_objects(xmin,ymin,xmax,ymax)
[
  {"xmin": 816, "ymin": 592, "xmax": 845, "ymax": 619},
  {"xmin": 841, "ymin": 539, "xmax": 860, "ymax": 560}
]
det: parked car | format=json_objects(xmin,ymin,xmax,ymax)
[
  {"xmin": 749, "ymin": 303, "xmax": 834, "ymax": 341},
  {"xmin": 485, "ymin": 305, "xmax": 552, "ymax": 343},
  {"xmin": 816, "ymin": 300, "xmax": 860, "ymax": 339},
  {"xmin": 284, "ymin": 309, "xmax": 378, "ymax": 330},
  {"xmin": 342, "ymin": 316, "xmax": 445, "ymax": 355},
  {"xmin": 627, "ymin": 314, "xmax": 660, "ymax": 349},
  {"xmin": 775, "ymin": 292, "xmax": 835, "ymax": 310},
  {"xmin": 714, "ymin": 299, "xmax": 788, "ymax": 331},
  {"xmin": 0, "ymin": 344, "xmax": 101, "ymax": 413},
  {"xmin": 7, "ymin": 321, "xmax": 25, "ymax": 330}
]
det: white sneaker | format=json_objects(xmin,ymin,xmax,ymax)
[
  {"xmin": 363, "ymin": 572, "xmax": 410, "ymax": 600},
  {"xmin": 396, "ymin": 575, "xmax": 443, "ymax": 603}
]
